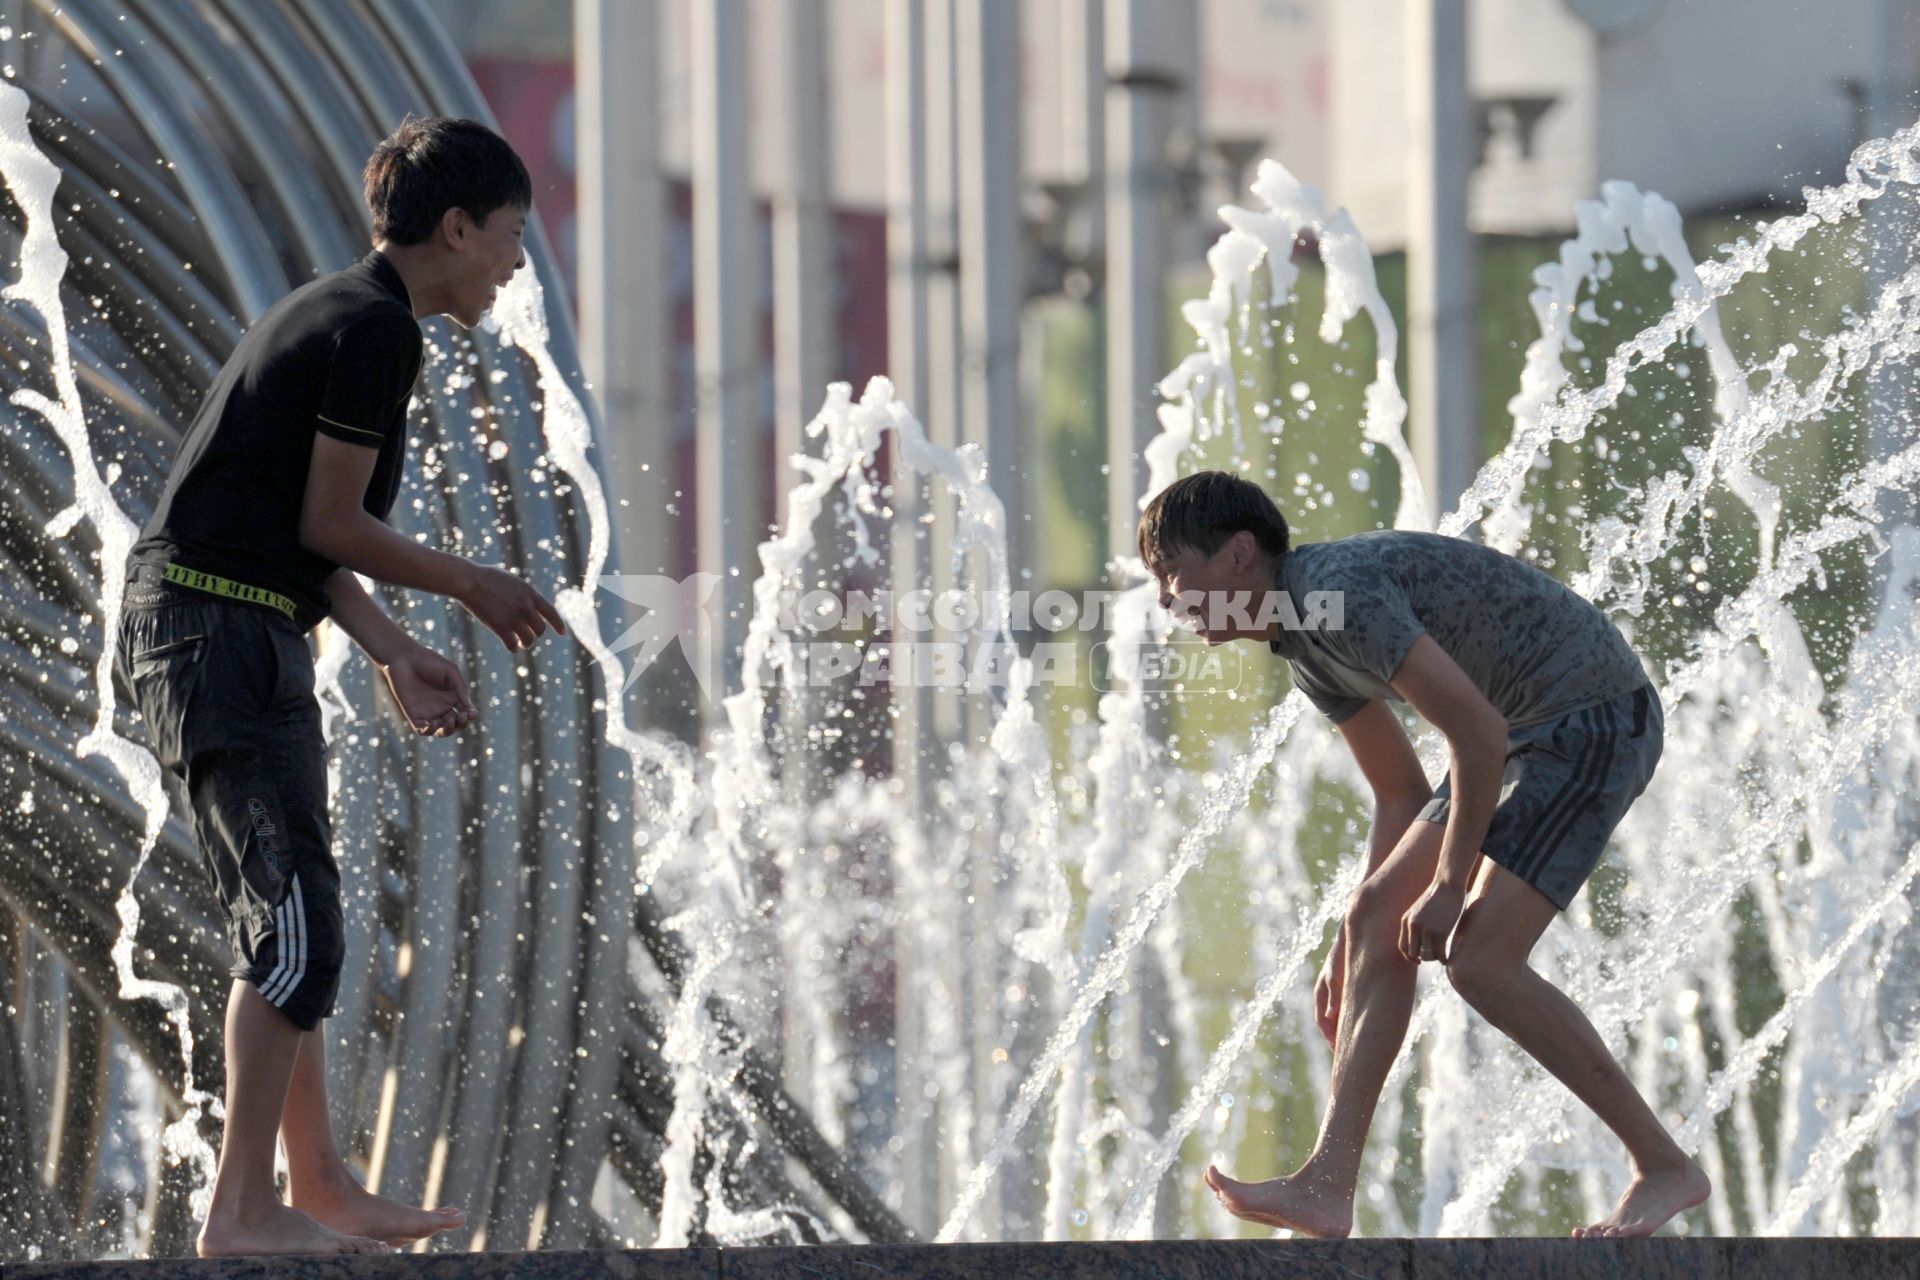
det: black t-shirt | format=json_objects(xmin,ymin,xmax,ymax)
[{"xmin": 130, "ymin": 252, "xmax": 422, "ymax": 631}]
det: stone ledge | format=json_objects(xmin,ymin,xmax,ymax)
[{"xmin": 9, "ymin": 1238, "xmax": 1917, "ymax": 1279}]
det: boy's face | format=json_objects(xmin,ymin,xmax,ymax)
[
  {"xmin": 446, "ymin": 203, "xmax": 529, "ymax": 328},
  {"xmin": 1147, "ymin": 531, "xmax": 1267, "ymax": 643}
]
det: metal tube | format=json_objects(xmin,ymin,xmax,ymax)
[
  {"xmin": 691, "ymin": 0, "xmax": 762, "ymax": 731},
  {"xmin": 33, "ymin": 0, "xmax": 286, "ymax": 316},
  {"xmin": 884, "ymin": 0, "xmax": 936, "ymax": 837},
  {"xmin": 575, "ymin": 0, "xmax": 670, "ymax": 582},
  {"xmin": 1406, "ymin": 0, "xmax": 1477, "ymax": 520},
  {"xmin": 1103, "ymin": 0, "xmax": 1174, "ymax": 568},
  {"xmin": 953, "ymin": 0, "xmax": 1025, "ymax": 587}
]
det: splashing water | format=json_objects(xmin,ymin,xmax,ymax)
[
  {"xmin": 0, "ymin": 76, "xmax": 221, "ymax": 1219},
  {"xmin": 13, "ymin": 37, "xmax": 1920, "ymax": 1243},
  {"xmin": 926, "ymin": 138, "xmax": 1920, "ymax": 1237}
]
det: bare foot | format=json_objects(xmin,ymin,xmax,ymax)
[
  {"xmin": 197, "ymin": 1201, "xmax": 391, "ymax": 1256},
  {"xmin": 291, "ymin": 1174, "xmax": 467, "ymax": 1246},
  {"xmin": 1204, "ymin": 1163, "xmax": 1353, "ymax": 1238},
  {"xmin": 1573, "ymin": 1159, "xmax": 1711, "ymax": 1238}
]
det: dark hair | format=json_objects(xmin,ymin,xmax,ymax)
[
  {"xmin": 1137, "ymin": 470, "xmax": 1291, "ymax": 567},
  {"xmin": 362, "ymin": 116, "xmax": 532, "ymax": 246}
]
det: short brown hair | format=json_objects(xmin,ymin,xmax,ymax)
[
  {"xmin": 1137, "ymin": 470, "xmax": 1291, "ymax": 567},
  {"xmin": 363, "ymin": 116, "xmax": 532, "ymax": 246}
]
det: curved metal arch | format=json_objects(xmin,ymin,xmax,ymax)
[
  {"xmin": 0, "ymin": 0, "xmax": 908, "ymax": 1259},
  {"xmin": 137, "ymin": 0, "xmax": 364, "ymax": 271},
  {"xmin": 30, "ymin": 0, "xmax": 288, "ymax": 315}
]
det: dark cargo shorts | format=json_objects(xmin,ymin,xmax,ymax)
[
  {"xmin": 1417, "ymin": 683, "xmax": 1663, "ymax": 910},
  {"xmin": 114, "ymin": 565, "xmax": 342, "ymax": 1030}
]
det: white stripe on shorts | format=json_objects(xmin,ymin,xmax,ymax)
[
  {"xmin": 259, "ymin": 897, "xmax": 291, "ymax": 1001},
  {"xmin": 261, "ymin": 876, "xmax": 307, "ymax": 1006}
]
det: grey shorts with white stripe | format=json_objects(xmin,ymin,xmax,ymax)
[
  {"xmin": 1415, "ymin": 684, "xmax": 1663, "ymax": 911},
  {"xmin": 116, "ymin": 574, "xmax": 345, "ymax": 1030}
]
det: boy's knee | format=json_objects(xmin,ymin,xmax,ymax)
[
  {"xmin": 1344, "ymin": 880, "xmax": 1407, "ymax": 957},
  {"xmin": 1445, "ymin": 944, "xmax": 1519, "ymax": 1010}
]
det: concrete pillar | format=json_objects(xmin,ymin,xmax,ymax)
[
  {"xmin": 884, "ymin": 0, "xmax": 936, "ymax": 1233},
  {"xmin": 766, "ymin": 0, "xmax": 838, "ymax": 1131},
  {"xmin": 575, "ymin": 0, "xmax": 670, "ymax": 584},
  {"xmin": 1060, "ymin": 0, "xmax": 1106, "ymax": 258},
  {"xmin": 1406, "ymin": 0, "xmax": 1477, "ymax": 521},
  {"xmin": 770, "ymin": 0, "xmax": 835, "ymax": 532},
  {"xmin": 887, "ymin": 0, "xmax": 933, "ymax": 805},
  {"xmin": 1103, "ymin": 0, "xmax": 1179, "ymax": 571},
  {"xmin": 954, "ymin": 0, "xmax": 1026, "ymax": 594},
  {"xmin": 953, "ymin": 0, "xmax": 1023, "ymax": 1237},
  {"xmin": 924, "ymin": 0, "xmax": 965, "ymax": 746},
  {"xmin": 1866, "ymin": 0, "xmax": 1920, "ymax": 538},
  {"xmin": 691, "ymin": 0, "xmax": 763, "ymax": 726}
]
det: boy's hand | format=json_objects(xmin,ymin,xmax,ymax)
[
  {"xmin": 383, "ymin": 646, "xmax": 477, "ymax": 736},
  {"xmin": 1399, "ymin": 880, "xmax": 1465, "ymax": 964},
  {"xmin": 1314, "ymin": 930, "xmax": 1346, "ymax": 1047},
  {"xmin": 458, "ymin": 564, "xmax": 569, "ymax": 652}
]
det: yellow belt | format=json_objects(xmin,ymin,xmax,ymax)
[{"xmin": 162, "ymin": 562, "xmax": 298, "ymax": 621}]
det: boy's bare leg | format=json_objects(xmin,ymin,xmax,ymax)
[
  {"xmin": 281, "ymin": 1028, "xmax": 467, "ymax": 1245},
  {"xmin": 1206, "ymin": 821, "xmax": 1446, "ymax": 1237},
  {"xmin": 197, "ymin": 982, "xmax": 388, "ymax": 1257},
  {"xmin": 1446, "ymin": 860, "xmax": 1710, "ymax": 1238}
]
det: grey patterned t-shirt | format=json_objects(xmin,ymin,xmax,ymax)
[{"xmin": 1267, "ymin": 530, "xmax": 1648, "ymax": 728}]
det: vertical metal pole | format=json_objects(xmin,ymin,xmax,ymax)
[
  {"xmin": 576, "ymin": 0, "xmax": 669, "ymax": 579},
  {"xmin": 1868, "ymin": 0, "xmax": 1920, "ymax": 538},
  {"xmin": 953, "ymin": 0, "xmax": 1022, "ymax": 1239},
  {"xmin": 954, "ymin": 0, "xmax": 1026, "ymax": 590},
  {"xmin": 925, "ymin": 0, "xmax": 964, "ymax": 745},
  {"xmin": 887, "ymin": 0, "xmax": 933, "ymax": 802},
  {"xmin": 692, "ymin": 0, "xmax": 762, "ymax": 726},
  {"xmin": 1103, "ymin": 6, "xmax": 1185, "ymax": 1237},
  {"xmin": 1104, "ymin": 0, "xmax": 1175, "ymax": 569},
  {"xmin": 768, "ymin": 0, "xmax": 836, "ymax": 1131},
  {"xmin": 771, "ymin": 0, "xmax": 836, "ymax": 532},
  {"xmin": 884, "ymin": 0, "xmax": 934, "ymax": 1233},
  {"xmin": 1062, "ymin": 0, "xmax": 1106, "ymax": 257},
  {"xmin": 1406, "ymin": 0, "xmax": 1477, "ymax": 521},
  {"xmin": 921, "ymin": 0, "xmax": 970, "ymax": 1220}
]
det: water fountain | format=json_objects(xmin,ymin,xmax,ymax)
[
  {"xmin": 0, "ymin": 0, "xmax": 896, "ymax": 1259},
  {"xmin": 4, "ymin": 0, "xmax": 1920, "ymax": 1264}
]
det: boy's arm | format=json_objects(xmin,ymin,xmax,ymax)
[
  {"xmin": 322, "ymin": 567, "xmax": 476, "ymax": 736},
  {"xmin": 322, "ymin": 566, "xmax": 422, "ymax": 667},
  {"xmin": 1386, "ymin": 634, "xmax": 1508, "ymax": 960},
  {"xmin": 1333, "ymin": 699, "xmax": 1434, "ymax": 874},
  {"xmin": 300, "ymin": 434, "xmax": 567, "ymax": 652},
  {"xmin": 1312, "ymin": 700, "xmax": 1433, "ymax": 1045}
]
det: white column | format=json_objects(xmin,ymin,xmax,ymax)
[
  {"xmin": 575, "ymin": 0, "xmax": 669, "ymax": 583},
  {"xmin": 887, "ymin": 0, "xmax": 933, "ymax": 802},
  {"xmin": 953, "ymin": 0, "xmax": 1023, "ymax": 1238},
  {"xmin": 770, "ymin": 0, "xmax": 835, "ymax": 530},
  {"xmin": 692, "ymin": 0, "xmax": 763, "ymax": 723},
  {"xmin": 884, "ymin": 0, "xmax": 936, "ymax": 1233},
  {"xmin": 1060, "ymin": 0, "xmax": 1106, "ymax": 257},
  {"xmin": 1104, "ymin": 0, "xmax": 1176, "ymax": 568},
  {"xmin": 1867, "ymin": 0, "xmax": 1920, "ymax": 536},
  {"xmin": 763, "ymin": 0, "xmax": 836, "ymax": 1121},
  {"xmin": 924, "ymin": 0, "xmax": 965, "ymax": 744},
  {"xmin": 1406, "ymin": 0, "xmax": 1477, "ymax": 521},
  {"xmin": 954, "ymin": 0, "xmax": 1026, "ymax": 590}
]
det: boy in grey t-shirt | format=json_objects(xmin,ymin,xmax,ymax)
[{"xmin": 1139, "ymin": 471, "xmax": 1708, "ymax": 1239}]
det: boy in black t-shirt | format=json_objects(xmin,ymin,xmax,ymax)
[{"xmin": 118, "ymin": 117, "xmax": 567, "ymax": 1257}]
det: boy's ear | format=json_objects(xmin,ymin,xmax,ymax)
[
  {"xmin": 437, "ymin": 205, "xmax": 470, "ymax": 249},
  {"xmin": 1231, "ymin": 529, "xmax": 1256, "ymax": 567}
]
